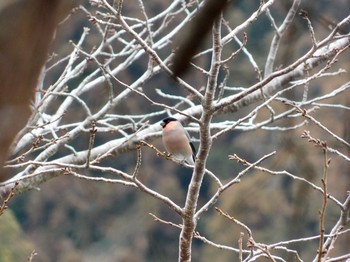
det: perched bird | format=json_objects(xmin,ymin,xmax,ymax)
[{"xmin": 160, "ymin": 117, "xmax": 196, "ymax": 165}]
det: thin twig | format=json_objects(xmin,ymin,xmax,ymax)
[
  {"xmin": 86, "ymin": 120, "xmax": 97, "ymax": 168},
  {"xmin": 215, "ymin": 207, "xmax": 252, "ymax": 237},
  {"xmin": 0, "ymin": 181, "xmax": 19, "ymax": 215},
  {"xmin": 317, "ymin": 142, "xmax": 329, "ymax": 261},
  {"xmin": 133, "ymin": 143, "xmax": 142, "ymax": 178},
  {"xmin": 27, "ymin": 250, "xmax": 38, "ymax": 262}
]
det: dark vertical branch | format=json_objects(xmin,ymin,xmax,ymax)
[
  {"xmin": 86, "ymin": 120, "xmax": 97, "ymax": 168},
  {"xmin": 0, "ymin": 0, "xmax": 74, "ymax": 183},
  {"xmin": 172, "ymin": 0, "xmax": 228, "ymax": 77},
  {"xmin": 317, "ymin": 143, "xmax": 329, "ymax": 261}
]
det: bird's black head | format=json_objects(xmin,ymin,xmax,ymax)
[{"xmin": 161, "ymin": 117, "xmax": 178, "ymax": 128}]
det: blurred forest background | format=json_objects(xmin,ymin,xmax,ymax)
[{"xmin": 0, "ymin": 0, "xmax": 349, "ymax": 261}]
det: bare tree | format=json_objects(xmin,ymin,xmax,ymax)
[{"xmin": 1, "ymin": 0, "xmax": 350, "ymax": 261}]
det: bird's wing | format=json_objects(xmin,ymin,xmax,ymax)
[
  {"xmin": 189, "ymin": 141, "xmax": 196, "ymax": 155},
  {"xmin": 184, "ymin": 125, "xmax": 196, "ymax": 160}
]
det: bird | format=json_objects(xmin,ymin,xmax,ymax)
[{"xmin": 160, "ymin": 117, "xmax": 196, "ymax": 165}]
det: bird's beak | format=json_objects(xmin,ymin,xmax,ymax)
[{"xmin": 160, "ymin": 122, "xmax": 165, "ymax": 127}]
